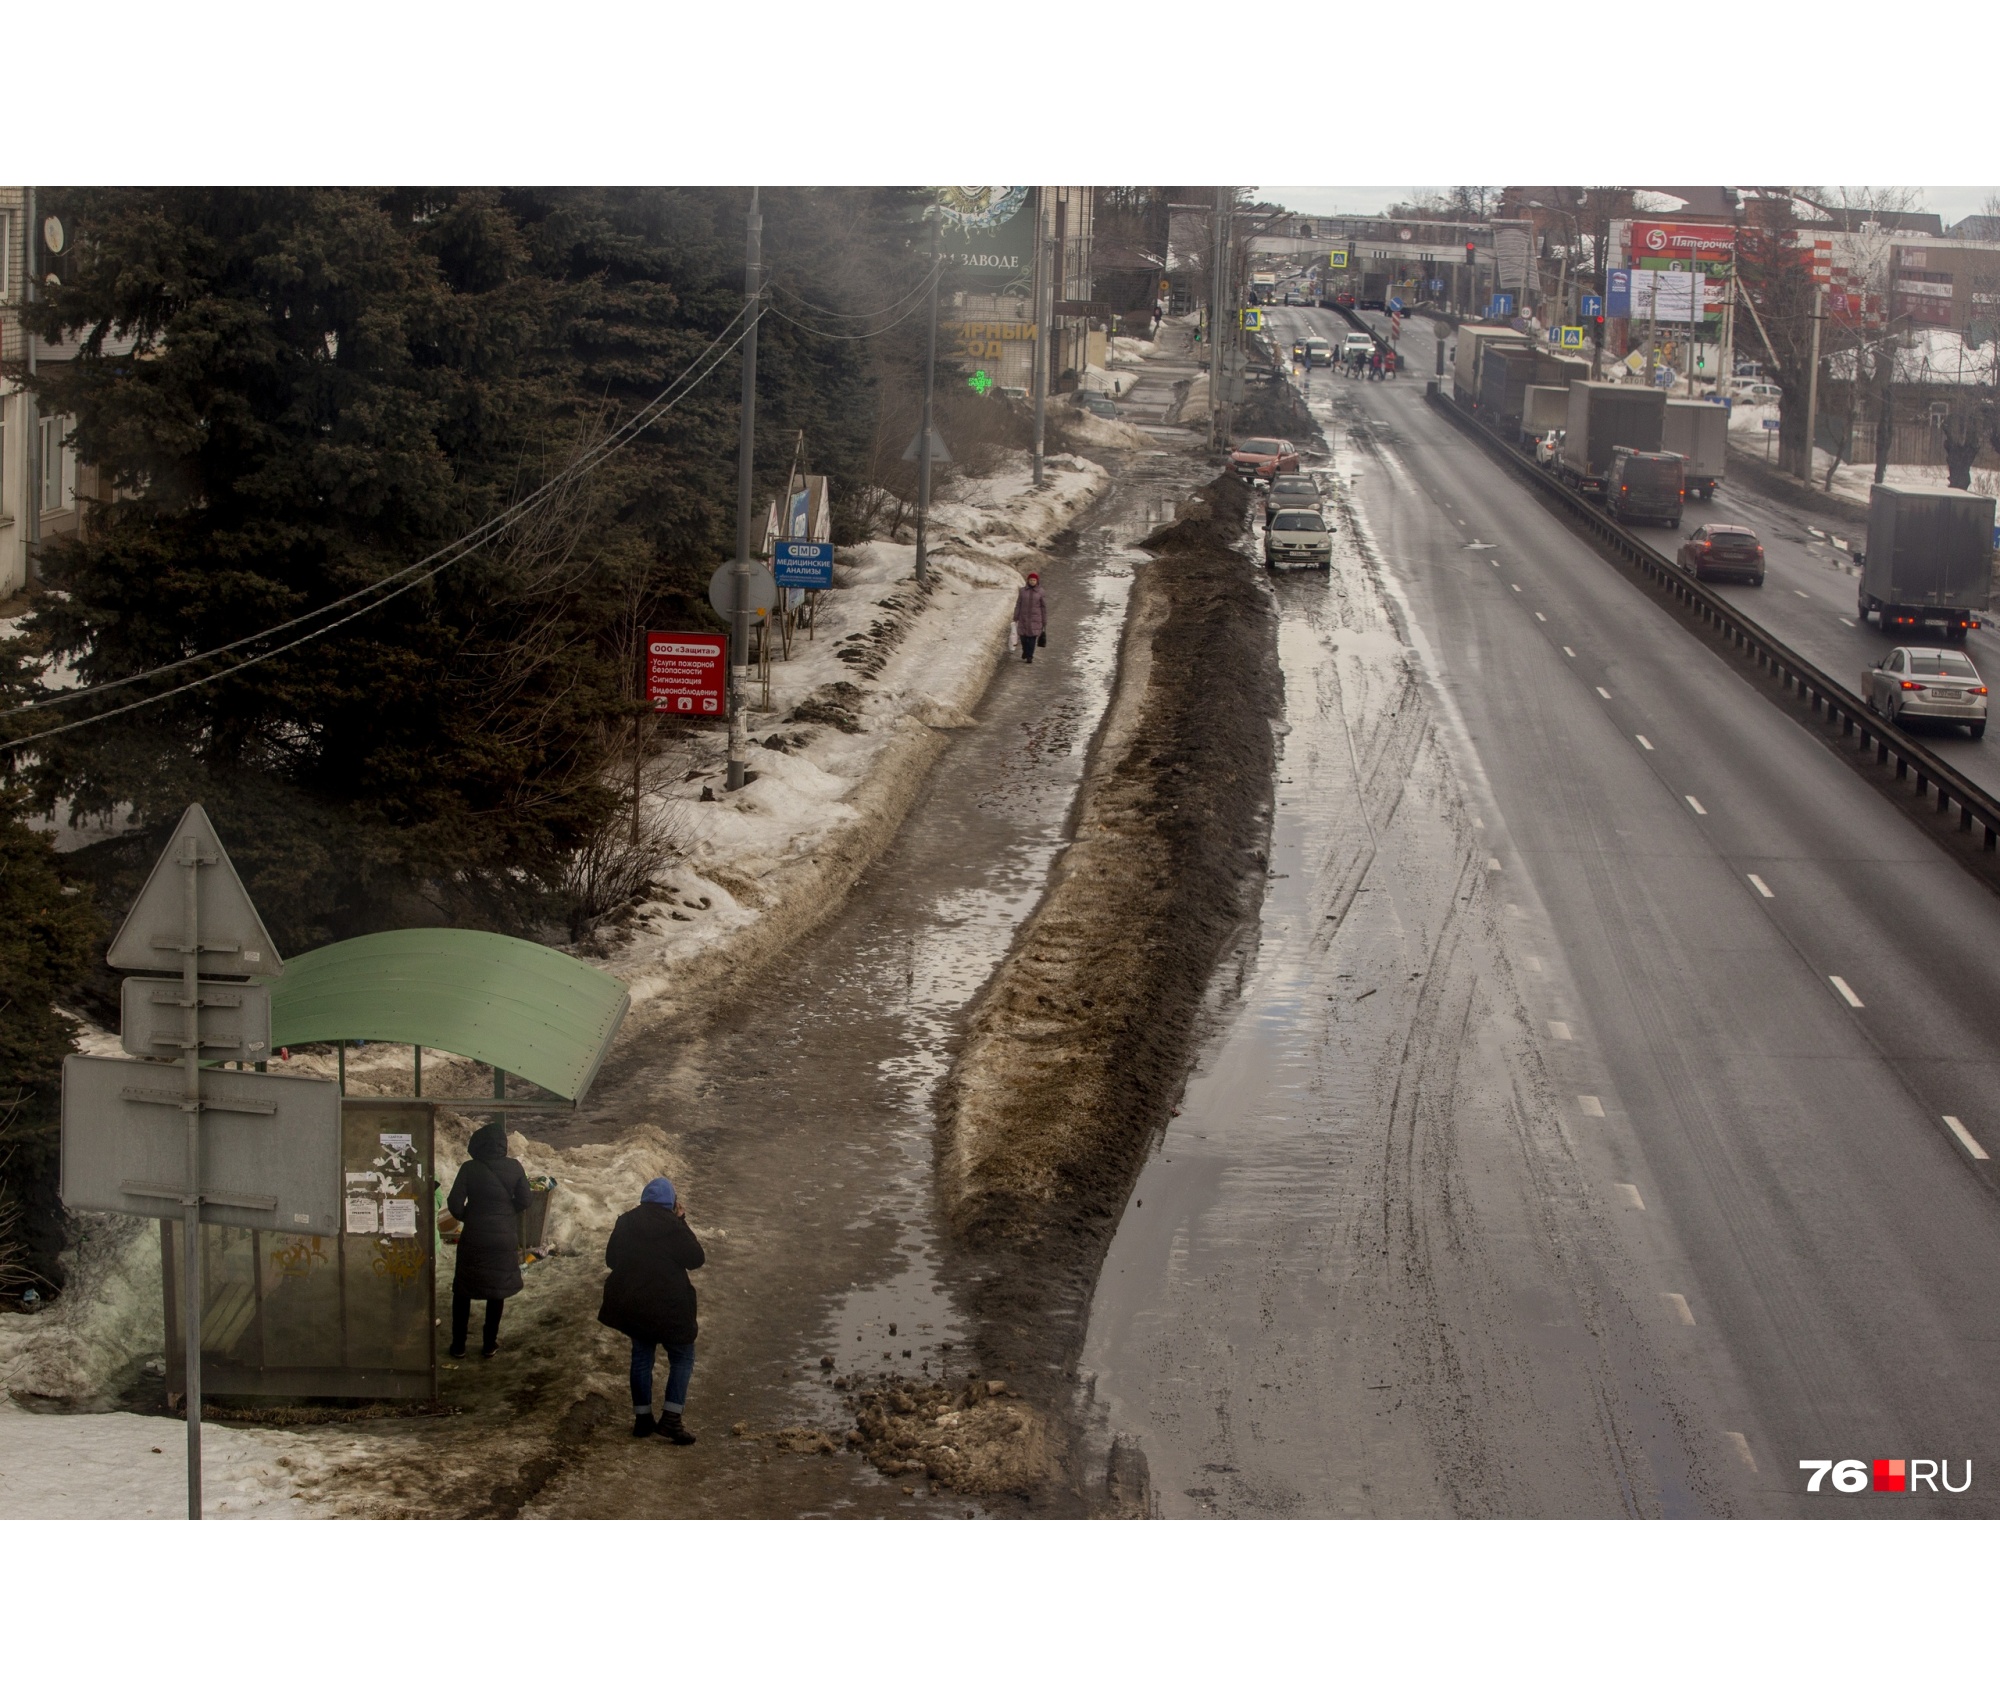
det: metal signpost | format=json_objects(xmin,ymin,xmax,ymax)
[
  {"xmin": 1764, "ymin": 417, "xmax": 1780, "ymax": 460},
  {"xmin": 61, "ymin": 803, "xmax": 338, "ymax": 1520}
]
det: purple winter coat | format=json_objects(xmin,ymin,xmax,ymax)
[{"xmin": 1013, "ymin": 583, "xmax": 1047, "ymax": 637}]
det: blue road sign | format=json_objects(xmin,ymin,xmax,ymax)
[
  {"xmin": 1489, "ymin": 293, "xmax": 1514, "ymax": 316},
  {"xmin": 1548, "ymin": 327, "xmax": 1562, "ymax": 343},
  {"xmin": 1387, "ymin": 297, "xmax": 1404, "ymax": 313},
  {"xmin": 1762, "ymin": 418, "xmax": 1781, "ymax": 432},
  {"xmin": 1581, "ymin": 293, "xmax": 1603, "ymax": 319},
  {"xmin": 772, "ymin": 539, "xmax": 834, "ymax": 588}
]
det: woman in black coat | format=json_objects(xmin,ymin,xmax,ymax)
[
  {"xmin": 599, "ymin": 1177, "xmax": 705, "ymax": 1443},
  {"xmin": 446, "ymin": 1121, "xmax": 531, "ymax": 1358}
]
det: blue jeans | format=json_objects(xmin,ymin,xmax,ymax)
[{"xmin": 630, "ymin": 1339, "xmax": 696, "ymax": 1415}]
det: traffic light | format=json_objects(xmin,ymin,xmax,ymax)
[{"xmin": 1465, "ymin": 242, "xmax": 1476, "ymax": 264}]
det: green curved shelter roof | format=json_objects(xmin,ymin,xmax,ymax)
[{"xmin": 269, "ymin": 928, "xmax": 630, "ymax": 1105}]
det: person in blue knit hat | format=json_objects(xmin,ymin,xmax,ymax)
[{"xmin": 598, "ymin": 1177, "xmax": 706, "ymax": 1443}]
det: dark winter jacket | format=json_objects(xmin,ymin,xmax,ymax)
[
  {"xmin": 598, "ymin": 1203, "xmax": 706, "ymax": 1346},
  {"xmin": 446, "ymin": 1127, "xmax": 532, "ymax": 1299},
  {"xmin": 1013, "ymin": 582, "xmax": 1047, "ymax": 637}
]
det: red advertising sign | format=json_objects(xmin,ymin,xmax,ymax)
[
  {"xmin": 1630, "ymin": 221, "xmax": 1737, "ymax": 264},
  {"xmin": 646, "ymin": 631, "xmax": 727, "ymax": 718}
]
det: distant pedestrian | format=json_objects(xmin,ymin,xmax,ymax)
[
  {"xmin": 1369, "ymin": 349, "xmax": 1383, "ymax": 381},
  {"xmin": 1014, "ymin": 570, "xmax": 1048, "ymax": 663},
  {"xmin": 599, "ymin": 1178, "xmax": 706, "ymax": 1444},
  {"xmin": 446, "ymin": 1121, "xmax": 531, "ymax": 1359}
]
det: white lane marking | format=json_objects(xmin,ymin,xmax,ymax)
[
  {"xmin": 1548, "ymin": 1020, "xmax": 1572, "ymax": 1040},
  {"xmin": 1943, "ymin": 1116, "xmax": 1989, "ymax": 1161},
  {"xmin": 1663, "ymin": 1293, "xmax": 1697, "ymax": 1327},
  {"xmin": 1794, "ymin": 589, "xmax": 1811, "ymax": 599},
  {"xmin": 1839, "ymin": 617, "xmax": 1856, "ymax": 627},
  {"xmin": 1747, "ymin": 873, "xmax": 1775, "ymax": 898},
  {"xmin": 1829, "ymin": 975, "xmax": 1865, "ymax": 1009},
  {"xmin": 1578, "ymin": 1095, "xmax": 1606, "ymax": 1117},
  {"xmin": 1535, "ymin": 611, "xmax": 1547, "ymax": 622},
  {"xmin": 1595, "ymin": 686, "xmax": 1612, "ymax": 700},
  {"xmin": 1563, "ymin": 645, "xmax": 1576, "ymax": 657},
  {"xmin": 1686, "ymin": 796, "xmax": 1707, "ymax": 815},
  {"xmin": 1615, "ymin": 1183, "xmax": 1645, "ymax": 1209},
  {"xmin": 1635, "ymin": 734, "xmax": 1654, "ymax": 750},
  {"xmin": 1511, "ymin": 583, "xmax": 1522, "ymax": 592},
  {"xmin": 1489, "ymin": 558, "xmax": 1500, "ymax": 567},
  {"xmin": 1487, "ymin": 858, "xmax": 1502, "ymax": 871},
  {"xmin": 1808, "ymin": 526, "xmax": 1826, "ymax": 539},
  {"xmin": 1726, "ymin": 1432, "xmax": 1759, "ymax": 1473},
  {"xmin": 1832, "ymin": 536, "xmax": 1849, "ymax": 552}
]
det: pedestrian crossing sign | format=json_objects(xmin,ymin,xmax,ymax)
[
  {"xmin": 1559, "ymin": 325, "xmax": 1584, "ymax": 349},
  {"xmin": 1329, "ymin": 247, "xmax": 1349, "ymax": 269},
  {"xmin": 1241, "ymin": 308, "xmax": 1264, "ymax": 329}
]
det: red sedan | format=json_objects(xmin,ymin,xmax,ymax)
[{"xmin": 1228, "ymin": 437, "xmax": 1301, "ymax": 481}]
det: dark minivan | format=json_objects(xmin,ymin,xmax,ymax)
[{"xmin": 1607, "ymin": 447, "xmax": 1685, "ymax": 528}]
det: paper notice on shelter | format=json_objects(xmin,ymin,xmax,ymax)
[
  {"xmin": 380, "ymin": 1198, "xmax": 417, "ymax": 1239},
  {"xmin": 345, "ymin": 1196, "xmax": 379, "ymax": 1235},
  {"xmin": 379, "ymin": 1134, "xmax": 413, "ymax": 1154}
]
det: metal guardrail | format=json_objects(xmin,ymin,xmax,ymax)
[{"xmin": 1426, "ymin": 382, "xmax": 2000, "ymax": 859}]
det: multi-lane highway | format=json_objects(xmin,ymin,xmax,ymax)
[{"xmin": 1079, "ymin": 303, "xmax": 2000, "ymax": 1516}]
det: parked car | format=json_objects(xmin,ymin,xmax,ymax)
[
  {"xmin": 1229, "ymin": 437, "xmax": 1301, "ymax": 480},
  {"xmin": 1678, "ymin": 524, "xmax": 1765, "ymax": 584},
  {"xmin": 1264, "ymin": 507, "xmax": 1334, "ymax": 572},
  {"xmin": 1263, "ymin": 473, "xmax": 1322, "ymax": 524},
  {"xmin": 1728, "ymin": 379, "xmax": 1782, "ymax": 405},
  {"xmin": 1861, "ymin": 646, "xmax": 1988, "ymax": 737}
]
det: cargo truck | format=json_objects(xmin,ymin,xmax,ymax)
[
  {"xmin": 1663, "ymin": 399, "xmax": 1728, "ymax": 501},
  {"xmin": 1478, "ymin": 344, "xmax": 1541, "ymax": 434},
  {"xmin": 1560, "ymin": 381, "xmax": 1666, "ymax": 497},
  {"xmin": 1453, "ymin": 325, "xmax": 1528, "ymax": 405},
  {"xmin": 1523, "ymin": 384, "xmax": 1570, "ymax": 437},
  {"xmin": 1853, "ymin": 485, "xmax": 1996, "ymax": 636}
]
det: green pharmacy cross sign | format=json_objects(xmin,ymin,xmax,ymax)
[{"xmin": 968, "ymin": 369, "xmax": 993, "ymax": 395}]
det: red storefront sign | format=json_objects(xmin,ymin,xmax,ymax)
[
  {"xmin": 1630, "ymin": 221, "xmax": 1737, "ymax": 264},
  {"xmin": 646, "ymin": 631, "xmax": 727, "ymax": 718}
]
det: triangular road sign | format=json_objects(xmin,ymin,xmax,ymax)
[
  {"xmin": 106, "ymin": 803, "xmax": 284, "ymax": 978},
  {"xmin": 902, "ymin": 428, "xmax": 953, "ymax": 463}
]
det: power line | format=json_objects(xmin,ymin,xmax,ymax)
[
  {"xmin": 1, "ymin": 311, "xmax": 759, "ymax": 757},
  {"xmin": 2, "ymin": 298, "xmax": 759, "ymax": 728}
]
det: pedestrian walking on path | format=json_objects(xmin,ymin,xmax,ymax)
[
  {"xmin": 446, "ymin": 1121, "xmax": 531, "ymax": 1359},
  {"xmin": 599, "ymin": 1178, "xmax": 706, "ymax": 1444},
  {"xmin": 1014, "ymin": 571, "xmax": 1048, "ymax": 663}
]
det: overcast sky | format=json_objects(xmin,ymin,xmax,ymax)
[{"xmin": 1261, "ymin": 187, "xmax": 2000, "ymax": 225}]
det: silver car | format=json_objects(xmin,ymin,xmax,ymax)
[
  {"xmin": 1265, "ymin": 507, "xmax": 1333, "ymax": 573},
  {"xmin": 1861, "ymin": 646, "xmax": 1989, "ymax": 738}
]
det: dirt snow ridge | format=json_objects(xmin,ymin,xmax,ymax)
[{"xmin": 938, "ymin": 472, "xmax": 1281, "ymax": 1403}]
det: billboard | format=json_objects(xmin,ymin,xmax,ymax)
[
  {"xmin": 935, "ymin": 187, "xmax": 1035, "ymax": 284},
  {"xmin": 646, "ymin": 632, "xmax": 726, "ymax": 718},
  {"xmin": 1630, "ymin": 221, "xmax": 1736, "ymax": 265}
]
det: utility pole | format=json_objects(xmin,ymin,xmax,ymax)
[
  {"xmin": 1031, "ymin": 187, "xmax": 1048, "ymax": 488},
  {"xmin": 913, "ymin": 205, "xmax": 939, "ymax": 591},
  {"xmin": 1207, "ymin": 187, "xmax": 1225, "ymax": 452},
  {"xmin": 24, "ymin": 189, "xmax": 41, "ymax": 570},
  {"xmin": 727, "ymin": 188, "xmax": 762, "ymax": 794},
  {"xmin": 1804, "ymin": 285, "xmax": 1824, "ymax": 483}
]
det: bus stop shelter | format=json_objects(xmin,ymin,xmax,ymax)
[{"xmin": 163, "ymin": 929, "xmax": 630, "ymax": 1403}]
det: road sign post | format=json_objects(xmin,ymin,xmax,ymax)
[{"xmin": 61, "ymin": 803, "xmax": 331, "ymax": 1520}]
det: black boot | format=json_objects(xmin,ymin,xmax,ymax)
[
  {"xmin": 631, "ymin": 1412, "xmax": 656, "ymax": 1439},
  {"xmin": 657, "ymin": 1414, "xmax": 698, "ymax": 1446}
]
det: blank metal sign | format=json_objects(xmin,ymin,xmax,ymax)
[{"xmin": 59, "ymin": 1056, "xmax": 340, "ymax": 1234}]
